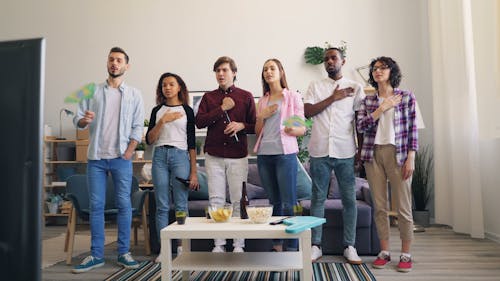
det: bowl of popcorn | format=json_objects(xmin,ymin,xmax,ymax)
[
  {"xmin": 208, "ymin": 203, "xmax": 233, "ymax": 223},
  {"xmin": 246, "ymin": 204, "xmax": 273, "ymax": 224}
]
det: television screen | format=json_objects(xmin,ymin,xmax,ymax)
[{"xmin": 0, "ymin": 38, "xmax": 45, "ymax": 281}]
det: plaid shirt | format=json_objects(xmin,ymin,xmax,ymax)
[{"xmin": 356, "ymin": 89, "xmax": 418, "ymax": 166}]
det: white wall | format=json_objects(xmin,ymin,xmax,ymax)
[{"xmin": 0, "ymin": 0, "xmax": 432, "ymax": 143}]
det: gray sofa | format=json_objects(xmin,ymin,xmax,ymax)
[{"xmin": 159, "ymin": 162, "xmax": 380, "ymax": 255}]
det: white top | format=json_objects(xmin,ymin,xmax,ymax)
[
  {"xmin": 99, "ymin": 87, "xmax": 121, "ymax": 159},
  {"xmin": 154, "ymin": 105, "xmax": 188, "ymax": 150},
  {"xmin": 304, "ymin": 77, "xmax": 365, "ymax": 158},
  {"xmin": 374, "ymin": 97, "xmax": 396, "ymax": 145}
]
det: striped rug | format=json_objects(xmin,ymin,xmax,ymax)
[{"xmin": 105, "ymin": 261, "xmax": 377, "ymax": 281}]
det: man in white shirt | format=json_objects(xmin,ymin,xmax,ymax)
[{"xmin": 304, "ymin": 47, "xmax": 365, "ymax": 263}]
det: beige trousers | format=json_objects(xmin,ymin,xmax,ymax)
[{"xmin": 365, "ymin": 145, "xmax": 414, "ymax": 241}]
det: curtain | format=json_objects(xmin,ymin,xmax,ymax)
[{"xmin": 428, "ymin": 0, "xmax": 484, "ymax": 238}]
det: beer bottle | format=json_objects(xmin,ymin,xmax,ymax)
[{"xmin": 240, "ymin": 182, "xmax": 249, "ymax": 219}]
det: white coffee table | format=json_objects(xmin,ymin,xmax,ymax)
[{"xmin": 160, "ymin": 217, "xmax": 312, "ymax": 281}]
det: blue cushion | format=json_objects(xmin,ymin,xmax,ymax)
[
  {"xmin": 247, "ymin": 164, "xmax": 261, "ymax": 187},
  {"xmin": 188, "ymin": 170, "xmax": 209, "ymax": 200},
  {"xmin": 296, "ymin": 159, "xmax": 311, "ymax": 200}
]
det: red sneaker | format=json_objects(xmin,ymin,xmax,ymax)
[
  {"xmin": 397, "ymin": 255, "xmax": 412, "ymax": 272},
  {"xmin": 372, "ymin": 252, "xmax": 390, "ymax": 269}
]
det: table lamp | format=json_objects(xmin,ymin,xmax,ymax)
[{"xmin": 57, "ymin": 108, "xmax": 74, "ymax": 140}]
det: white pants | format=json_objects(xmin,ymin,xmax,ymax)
[{"xmin": 205, "ymin": 153, "xmax": 248, "ymax": 248}]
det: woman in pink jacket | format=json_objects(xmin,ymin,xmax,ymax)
[{"xmin": 254, "ymin": 58, "xmax": 306, "ymax": 251}]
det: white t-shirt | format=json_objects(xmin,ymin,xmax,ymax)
[
  {"xmin": 98, "ymin": 87, "xmax": 121, "ymax": 159},
  {"xmin": 154, "ymin": 105, "xmax": 188, "ymax": 150},
  {"xmin": 374, "ymin": 97, "xmax": 396, "ymax": 145},
  {"xmin": 304, "ymin": 77, "xmax": 365, "ymax": 158}
]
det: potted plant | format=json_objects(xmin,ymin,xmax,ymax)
[
  {"xmin": 135, "ymin": 141, "xmax": 147, "ymax": 160},
  {"xmin": 143, "ymin": 119, "xmax": 149, "ymax": 138},
  {"xmin": 411, "ymin": 145, "xmax": 434, "ymax": 227},
  {"xmin": 304, "ymin": 40, "xmax": 347, "ymax": 65},
  {"xmin": 296, "ymin": 117, "xmax": 313, "ymax": 164}
]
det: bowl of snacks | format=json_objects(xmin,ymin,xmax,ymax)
[
  {"xmin": 208, "ymin": 203, "xmax": 233, "ymax": 223},
  {"xmin": 246, "ymin": 204, "xmax": 273, "ymax": 224}
]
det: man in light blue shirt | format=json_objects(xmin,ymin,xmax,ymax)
[{"xmin": 72, "ymin": 47, "xmax": 144, "ymax": 273}]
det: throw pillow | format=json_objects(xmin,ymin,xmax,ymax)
[
  {"xmin": 188, "ymin": 170, "xmax": 209, "ymax": 200},
  {"xmin": 327, "ymin": 171, "xmax": 364, "ymax": 200},
  {"xmin": 296, "ymin": 158, "xmax": 312, "ymax": 200},
  {"xmin": 246, "ymin": 182, "xmax": 268, "ymax": 200}
]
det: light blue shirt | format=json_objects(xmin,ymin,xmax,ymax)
[{"xmin": 73, "ymin": 81, "xmax": 144, "ymax": 160}]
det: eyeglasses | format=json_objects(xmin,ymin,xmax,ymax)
[{"xmin": 372, "ymin": 65, "xmax": 390, "ymax": 72}]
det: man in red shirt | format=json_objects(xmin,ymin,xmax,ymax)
[{"xmin": 196, "ymin": 56, "xmax": 256, "ymax": 253}]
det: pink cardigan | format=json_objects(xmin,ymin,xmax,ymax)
[{"xmin": 253, "ymin": 88, "xmax": 305, "ymax": 154}]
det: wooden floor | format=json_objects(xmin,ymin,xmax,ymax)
[{"xmin": 41, "ymin": 224, "xmax": 500, "ymax": 281}]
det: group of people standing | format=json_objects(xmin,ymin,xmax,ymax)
[{"xmin": 72, "ymin": 46, "xmax": 418, "ymax": 274}]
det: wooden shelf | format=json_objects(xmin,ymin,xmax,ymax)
[
  {"xmin": 132, "ymin": 160, "xmax": 152, "ymax": 164},
  {"xmin": 45, "ymin": 160, "xmax": 84, "ymax": 164},
  {"xmin": 43, "ymin": 137, "xmax": 152, "ymax": 224},
  {"xmin": 44, "ymin": 213, "xmax": 69, "ymax": 217},
  {"xmin": 44, "ymin": 138, "xmax": 79, "ymax": 143}
]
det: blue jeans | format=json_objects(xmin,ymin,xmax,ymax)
[
  {"xmin": 152, "ymin": 146, "xmax": 190, "ymax": 241},
  {"xmin": 310, "ymin": 156, "xmax": 357, "ymax": 247},
  {"xmin": 87, "ymin": 158, "xmax": 133, "ymax": 258},
  {"xmin": 257, "ymin": 153, "xmax": 298, "ymax": 250}
]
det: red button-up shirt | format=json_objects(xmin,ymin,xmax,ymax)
[{"xmin": 195, "ymin": 85, "xmax": 256, "ymax": 158}]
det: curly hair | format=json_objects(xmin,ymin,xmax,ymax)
[
  {"xmin": 155, "ymin": 72, "xmax": 189, "ymax": 105},
  {"xmin": 368, "ymin": 56, "xmax": 402, "ymax": 89}
]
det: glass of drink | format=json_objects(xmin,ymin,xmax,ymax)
[
  {"xmin": 293, "ymin": 203, "xmax": 303, "ymax": 216},
  {"xmin": 175, "ymin": 210, "xmax": 187, "ymax": 225}
]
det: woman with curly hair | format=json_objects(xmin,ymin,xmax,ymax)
[
  {"xmin": 356, "ymin": 57, "xmax": 418, "ymax": 272},
  {"xmin": 145, "ymin": 72, "xmax": 199, "ymax": 262}
]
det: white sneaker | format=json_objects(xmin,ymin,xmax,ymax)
[
  {"xmin": 311, "ymin": 245, "xmax": 322, "ymax": 261},
  {"xmin": 154, "ymin": 255, "xmax": 161, "ymax": 263},
  {"xmin": 344, "ymin": 246, "xmax": 362, "ymax": 264},
  {"xmin": 233, "ymin": 247, "xmax": 244, "ymax": 253},
  {"xmin": 212, "ymin": 245, "xmax": 225, "ymax": 253}
]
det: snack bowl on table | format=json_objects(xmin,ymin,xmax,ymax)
[
  {"xmin": 208, "ymin": 203, "xmax": 233, "ymax": 223},
  {"xmin": 246, "ymin": 204, "xmax": 273, "ymax": 224}
]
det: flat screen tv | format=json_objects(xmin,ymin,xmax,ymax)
[{"xmin": 0, "ymin": 38, "xmax": 45, "ymax": 281}]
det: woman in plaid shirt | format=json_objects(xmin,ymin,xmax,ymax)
[{"xmin": 356, "ymin": 56, "xmax": 418, "ymax": 273}]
